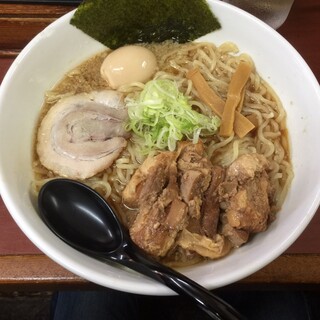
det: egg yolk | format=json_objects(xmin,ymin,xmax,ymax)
[{"xmin": 100, "ymin": 45, "xmax": 158, "ymax": 89}]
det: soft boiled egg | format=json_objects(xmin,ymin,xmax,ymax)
[{"xmin": 100, "ymin": 45, "xmax": 158, "ymax": 89}]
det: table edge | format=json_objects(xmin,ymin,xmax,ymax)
[{"xmin": 0, "ymin": 253, "xmax": 319, "ymax": 291}]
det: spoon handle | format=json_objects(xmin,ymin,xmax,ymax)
[{"xmin": 113, "ymin": 243, "xmax": 245, "ymax": 320}]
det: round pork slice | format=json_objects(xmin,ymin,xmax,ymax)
[{"xmin": 37, "ymin": 90, "xmax": 129, "ymax": 180}]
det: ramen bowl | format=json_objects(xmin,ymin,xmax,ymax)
[{"xmin": 1, "ymin": 0, "xmax": 320, "ymax": 295}]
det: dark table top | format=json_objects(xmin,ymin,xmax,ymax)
[{"xmin": 0, "ymin": 0, "xmax": 320, "ymax": 291}]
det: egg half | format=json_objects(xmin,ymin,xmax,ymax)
[{"xmin": 101, "ymin": 45, "xmax": 158, "ymax": 89}]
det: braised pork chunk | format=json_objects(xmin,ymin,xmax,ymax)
[
  {"xmin": 219, "ymin": 153, "xmax": 273, "ymax": 246},
  {"xmin": 124, "ymin": 151, "xmax": 189, "ymax": 257},
  {"xmin": 123, "ymin": 144, "xmax": 273, "ymax": 260}
]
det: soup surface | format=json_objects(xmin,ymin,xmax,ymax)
[{"xmin": 33, "ymin": 41, "xmax": 293, "ymax": 266}]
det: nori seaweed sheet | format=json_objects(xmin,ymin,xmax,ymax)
[{"xmin": 70, "ymin": 0, "xmax": 221, "ymax": 49}]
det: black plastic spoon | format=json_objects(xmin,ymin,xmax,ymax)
[{"xmin": 38, "ymin": 178, "xmax": 245, "ymax": 320}]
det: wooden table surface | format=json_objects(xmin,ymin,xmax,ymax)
[{"xmin": 0, "ymin": 0, "xmax": 320, "ymax": 291}]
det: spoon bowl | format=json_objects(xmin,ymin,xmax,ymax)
[
  {"xmin": 38, "ymin": 178, "xmax": 245, "ymax": 320},
  {"xmin": 39, "ymin": 180, "xmax": 123, "ymax": 254}
]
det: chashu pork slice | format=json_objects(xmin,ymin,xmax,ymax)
[{"xmin": 37, "ymin": 90, "xmax": 129, "ymax": 180}]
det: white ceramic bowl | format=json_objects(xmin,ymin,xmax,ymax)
[{"xmin": 1, "ymin": 0, "xmax": 320, "ymax": 295}]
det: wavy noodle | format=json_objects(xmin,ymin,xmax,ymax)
[{"xmin": 32, "ymin": 41, "xmax": 293, "ymax": 265}]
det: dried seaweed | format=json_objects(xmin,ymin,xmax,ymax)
[{"xmin": 70, "ymin": 0, "xmax": 221, "ymax": 49}]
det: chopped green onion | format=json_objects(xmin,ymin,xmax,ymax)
[{"xmin": 125, "ymin": 79, "xmax": 220, "ymax": 154}]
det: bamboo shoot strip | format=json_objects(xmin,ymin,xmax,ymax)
[
  {"xmin": 186, "ymin": 68, "xmax": 254, "ymax": 138},
  {"xmin": 219, "ymin": 61, "xmax": 252, "ymax": 137}
]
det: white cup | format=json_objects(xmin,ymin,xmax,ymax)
[{"xmin": 221, "ymin": 0, "xmax": 295, "ymax": 29}]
